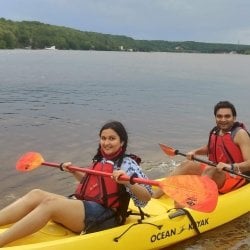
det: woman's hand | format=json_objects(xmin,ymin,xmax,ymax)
[
  {"xmin": 59, "ymin": 162, "xmax": 73, "ymax": 172},
  {"xmin": 112, "ymin": 170, "xmax": 151, "ymax": 202},
  {"xmin": 112, "ymin": 170, "xmax": 129, "ymax": 185}
]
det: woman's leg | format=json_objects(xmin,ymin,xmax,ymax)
[
  {"xmin": 0, "ymin": 189, "xmax": 62, "ymax": 226},
  {"xmin": 0, "ymin": 191, "xmax": 84, "ymax": 247}
]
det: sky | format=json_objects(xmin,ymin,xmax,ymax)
[{"xmin": 1, "ymin": 0, "xmax": 250, "ymax": 45}]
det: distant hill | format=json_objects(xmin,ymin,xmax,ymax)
[{"xmin": 1, "ymin": 18, "xmax": 250, "ymax": 54}]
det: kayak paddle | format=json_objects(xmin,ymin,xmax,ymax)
[
  {"xmin": 16, "ymin": 152, "xmax": 218, "ymax": 213},
  {"xmin": 159, "ymin": 143, "xmax": 250, "ymax": 181}
]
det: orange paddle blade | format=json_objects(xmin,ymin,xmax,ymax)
[
  {"xmin": 16, "ymin": 152, "xmax": 44, "ymax": 172},
  {"xmin": 159, "ymin": 175, "xmax": 218, "ymax": 213},
  {"xmin": 159, "ymin": 143, "xmax": 177, "ymax": 156}
]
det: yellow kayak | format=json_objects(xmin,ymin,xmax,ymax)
[{"xmin": 1, "ymin": 183, "xmax": 249, "ymax": 250}]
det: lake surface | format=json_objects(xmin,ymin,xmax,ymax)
[{"xmin": 0, "ymin": 50, "xmax": 249, "ymax": 249}]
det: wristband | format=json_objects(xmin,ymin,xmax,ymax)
[
  {"xmin": 59, "ymin": 163, "xmax": 65, "ymax": 171},
  {"xmin": 129, "ymin": 173, "xmax": 138, "ymax": 185},
  {"xmin": 230, "ymin": 164, "xmax": 235, "ymax": 172}
]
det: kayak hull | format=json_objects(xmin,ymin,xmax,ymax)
[{"xmin": 1, "ymin": 183, "xmax": 249, "ymax": 250}]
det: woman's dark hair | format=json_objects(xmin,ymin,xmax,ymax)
[
  {"xmin": 93, "ymin": 121, "xmax": 128, "ymax": 162},
  {"xmin": 214, "ymin": 101, "xmax": 237, "ymax": 117}
]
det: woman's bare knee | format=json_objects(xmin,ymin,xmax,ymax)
[
  {"xmin": 25, "ymin": 189, "xmax": 46, "ymax": 198},
  {"xmin": 20, "ymin": 189, "xmax": 54, "ymax": 209},
  {"xmin": 38, "ymin": 196, "xmax": 67, "ymax": 215}
]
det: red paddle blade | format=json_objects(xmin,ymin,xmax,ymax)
[
  {"xmin": 159, "ymin": 175, "xmax": 218, "ymax": 213},
  {"xmin": 16, "ymin": 152, "xmax": 44, "ymax": 172},
  {"xmin": 159, "ymin": 143, "xmax": 176, "ymax": 157}
]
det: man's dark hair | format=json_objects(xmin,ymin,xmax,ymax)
[{"xmin": 214, "ymin": 101, "xmax": 237, "ymax": 117}]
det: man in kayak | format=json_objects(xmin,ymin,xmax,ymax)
[
  {"xmin": 154, "ymin": 101, "xmax": 250, "ymax": 198},
  {"xmin": 0, "ymin": 120, "xmax": 152, "ymax": 247}
]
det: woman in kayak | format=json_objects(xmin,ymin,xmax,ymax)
[{"xmin": 0, "ymin": 120, "xmax": 152, "ymax": 247}]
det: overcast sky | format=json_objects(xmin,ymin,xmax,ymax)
[{"xmin": 1, "ymin": 0, "xmax": 250, "ymax": 45}]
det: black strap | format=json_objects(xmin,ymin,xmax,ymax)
[
  {"xmin": 126, "ymin": 206, "xmax": 150, "ymax": 222},
  {"xmin": 168, "ymin": 208, "xmax": 201, "ymax": 235}
]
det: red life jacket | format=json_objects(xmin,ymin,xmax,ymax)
[
  {"xmin": 74, "ymin": 160, "xmax": 121, "ymax": 208},
  {"xmin": 208, "ymin": 122, "xmax": 248, "ymax": 164}
]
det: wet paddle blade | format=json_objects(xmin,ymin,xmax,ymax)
[
  {"xmin": 159, "ymin": 143, "xmax": 177, "ymax": 157},
  {"xmin": 16, "ymin": 152, "xmax": 44, "ymax": 172},
  {"xmin": 159, "ymin": 175, "xmax": 218, "ymax": 213}
]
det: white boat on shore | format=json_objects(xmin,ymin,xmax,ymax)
[{"xmin": 45, "ymin": 45, "xmax": 56, "ymax": 50}]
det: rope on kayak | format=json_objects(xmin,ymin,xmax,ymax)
[
  {"xmin": 113, "ymin": 222, "xmax": 163, "ymax": 242},
  {"xmin": 126, "ymin": 206, "xmax": 150, "ymax": 221},
  {"xmin": 168, "ymin": 208, "xmax": 201, "ymax": 235}
]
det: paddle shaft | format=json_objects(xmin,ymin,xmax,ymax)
[
  {"xmin": 15, "ymin": 151, "xmax": 219, "ymax": 212},
  {"xmin": 175, "ymin": 150, "xmax": 250, "ymax": 181},
  {"xmin": 41, "ymin": 161, "xmax": 160, "ymax": 186},
  {"xmin": 42, "ymin": 161, "xmax": 218, "ymax": 212}
]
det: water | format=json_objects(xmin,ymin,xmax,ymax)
[{"xmin": 0, "ymin": 50, "xmax": 249, "ymax": 249}]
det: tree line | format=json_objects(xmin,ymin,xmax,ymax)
[{"xmin": 1, "ymin": 18, "xmax": 250, "ymax": 54}]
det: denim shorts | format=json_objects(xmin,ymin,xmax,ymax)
[{"xmin": 83, "ymin": 200, "xmax": 118, "ymax": 233}]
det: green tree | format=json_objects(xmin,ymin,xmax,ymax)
[{"xmin": 3, "ymin": 31, "xmax": 16, "ymax": 48}]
